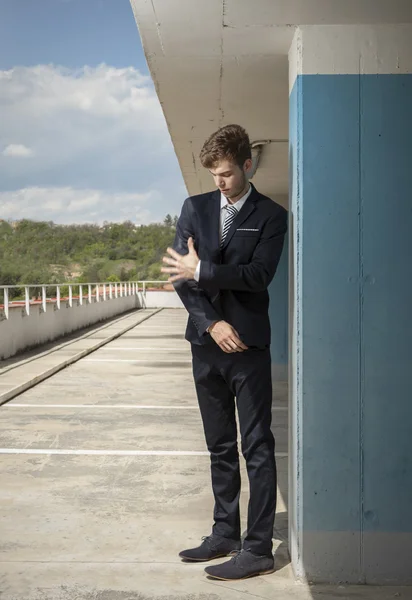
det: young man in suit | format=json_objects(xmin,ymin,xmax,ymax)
[{"xmin": 162, "ymin": 124, "xmax": 287, "ymax": 581}]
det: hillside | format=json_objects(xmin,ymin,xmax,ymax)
[{"xmin": 0, "ymin": 216, "xmax": 178, "ymax": 288}]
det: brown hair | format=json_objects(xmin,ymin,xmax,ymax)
[{"xmin": 199, "ymin": 124, "xmax": 251, "ymax": 169}]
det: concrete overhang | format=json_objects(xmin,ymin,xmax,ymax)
[{"xmin": 130, "ymin": 0, "xmax": 412, "ymax": 206}]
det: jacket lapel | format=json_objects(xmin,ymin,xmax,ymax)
[
  {"xmin": 205, "ymin": 189, "xmax": 221, "ymax": 260},
  {"xmin": 220, "ymin": 184, "xmax": 258, "ymax": 251}
]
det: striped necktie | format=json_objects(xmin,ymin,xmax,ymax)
[{"xmin": 221, "ymin": 204, "xmax": 238, "ymax": 247}]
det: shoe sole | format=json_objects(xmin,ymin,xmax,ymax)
[
  {"xmin": 179, "ymin": 552, "xmax": 234, "ymax": 562},
  {"xmin": 205, "ymin": 568, "xmax": 276, "ymax": 581}
]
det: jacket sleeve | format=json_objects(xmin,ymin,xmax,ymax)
[
  {"xmin": 198, "ymin": 208, "xmax": 287, "ymax": 293},
  {"xmin": 172, "ymin": 198, "xmax": 222, "ymax": 335}
]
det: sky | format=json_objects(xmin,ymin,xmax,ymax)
[{"xmin": 0, "ymin": 0, "xmax": 186, "ymax": 225}]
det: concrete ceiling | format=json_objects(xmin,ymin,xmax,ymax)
[{"xmin": 130, "ymin": 0, "xmax": 412, "ymax": 205}]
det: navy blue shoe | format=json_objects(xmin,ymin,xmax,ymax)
[
  {"xmin": 179, "ymin": 534, "xmax": 241, "ymax": 562},
  {"xmin": 204, "ymin": 548, "xmax": 275, "ymax": 580}
]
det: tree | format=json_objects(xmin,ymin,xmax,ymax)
[
  {"xmin": 164, "ymin": 214, "xmax": 173, "ymax": 227},
  {"xmin": 0, "ymin": 216, "xmax": 176, "ymax": 285}
]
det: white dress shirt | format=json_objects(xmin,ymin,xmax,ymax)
[{"xmin": 193, "ymin": 184, "xmax": 252, "ymax": 282}]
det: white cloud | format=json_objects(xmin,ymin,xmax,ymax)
[
  {"xmin": 3, "ymin": 144, "xmax": 34, "ymax": 157},
  {"xmin": 0, "ymin": 186, "xmax": 156, "ymax": 225},
  {"xmin": 0, "ymin": 64, "xmax": 160, "ymax": 123},
  {"xmin": 0, "ymin": 64, "xmax": 186, "ymax": 223}
]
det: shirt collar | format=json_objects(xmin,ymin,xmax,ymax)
[{"xmin": 220, "ymin": 183, "xmax": 252, "ymax": 211}]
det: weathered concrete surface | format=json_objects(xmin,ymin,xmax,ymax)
[
  {"xmin": 0, "ymin": 309, "xmax": 160, "ymax": 405},
  {"xmin": 0, "ymin": 308, "xmax": 409, "ymax": 599}
]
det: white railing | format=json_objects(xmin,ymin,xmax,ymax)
[
  {"xmin": 0, "ymin": 281, "xmax": 139, "ymax": 319},
  {"xmin": 0, "ymin": 279, "xmax": 174, "ymax": 320}
]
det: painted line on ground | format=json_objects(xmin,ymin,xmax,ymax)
[
  {"xmin": 8, "ymin": 404, "xmax": 199, "ymax": 410},
  {"xmin": 6, "ymin": 404, "xmax": 288, "ymax": 411},
  {"xmin": 125, "ymin": 325, "xmax": 185, "ymax": 329},
  {"xmin": 83, "ymin": 359, "xmax": 192, "ymax": 363},
  {"xmin": 0, "ymin": 309, "xmax": 163, "ymax": 407},
  {"xmin": 0, "ymin": 449, "xmax": 209, "ymax": 456},
  {"xmin": 98, "ymin": 347, "xmax": 188, "ymax": 350},
  {"xmin": 0, "ymin": 448, "xmax": 289, "ymax": 457}
]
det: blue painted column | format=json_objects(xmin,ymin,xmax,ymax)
[{"xmin": 289, "ymin": 25, "xmax": 412, "ymax": 584}]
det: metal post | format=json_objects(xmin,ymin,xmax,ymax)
[
  {"xmin": 115, "ymin": 283, "xmax": 118, "ymax": 298},
  {"xmin": 56, "ymin": 286, "xmax": 61, "ymax": 310},
  {"xmin": 96, "ymin": 283, "xmax": 100, "ymax": 302},
  {"xmin": 4, "ymin": 288, "xmax": 9, "ymax": 319},
  {"xmin": 42, "ymin": 286, "xmax": 47, "ymax": 313},
  {"xmin": 25, "ymin": 286, "xmax": 30, "ymax": 316},
  {"xmin": 79, "ymin": 285, "xmax": 83, "ymax": 306},
  {"xmin": 103, "ymin": 284, "xmax": 107, "ymax": 301},
  {"xmin": 109, "ymin": 283, "xmax": 113, "ymax": 299},
  {"xmin": 88, "ymin": 284, "xmax": 92, "ymax": 303},
  {"xmin": 69, "ymin": 285, "xmax": 73, "ymax": 307}
]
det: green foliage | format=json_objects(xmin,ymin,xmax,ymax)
[{"xmin": 0, "ymin": 217, "xmax": 178, "ymax": 286}]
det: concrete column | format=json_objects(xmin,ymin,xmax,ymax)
[{"xmin": 288, "ymin": 25, "xmax": 412, "ymax": 584}]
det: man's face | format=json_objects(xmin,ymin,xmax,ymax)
[{"xmin": 209, "ymin": 159, "xmax": 251, "ymax": 200}]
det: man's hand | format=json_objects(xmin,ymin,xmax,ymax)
[
  {"xmin": 161, "ymin": 237, "xmax": 199, "ymax": 282},
  {"xmin": 209, "ymin": 321, "xmax": 248, "ymax": 353}
]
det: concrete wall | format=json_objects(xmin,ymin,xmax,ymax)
[
  {"xmin": 289, "ymin": 25, "xmax": 412, "ymax": 584},
  {"xmin": 140, "ymin": 291, "xmax": 184, "ymax": 309},
  {"xmin": 0, "ymin": 296, "xmax": 140, "ymax": 360},
  {"xmin": 0, "ymin": 290, "xmax": 185, "ymax": 360}
]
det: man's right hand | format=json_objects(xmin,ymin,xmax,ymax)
[{"xmin": 208, "ymin": 321, "xmax": 248, "ymax": 353}]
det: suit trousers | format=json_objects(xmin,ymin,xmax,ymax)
[{"xmin": 191, "ymin": 342, "xmax": 277, "ymax": 556}]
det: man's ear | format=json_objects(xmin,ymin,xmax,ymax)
[{"xmin": 243, "ymin": 158, "xmax": 253, "ymax": 174}]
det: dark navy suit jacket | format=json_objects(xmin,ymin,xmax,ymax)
[{"xmin": 172, "ymin": 183, "xmax": 287, "ymax": 348}]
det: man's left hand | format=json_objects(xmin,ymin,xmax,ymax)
[{"xmin": 161, "ymin": 237, "xmax": 199, "ymax": 282}]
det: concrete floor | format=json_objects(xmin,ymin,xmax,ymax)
[{"xmin": 0, "ymin": 308, "xmax": 410, "ymax": 600}]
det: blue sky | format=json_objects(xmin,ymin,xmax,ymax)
[{"xmin": 0, "ymin": 0, "xmax": 186, "ymax": 224}]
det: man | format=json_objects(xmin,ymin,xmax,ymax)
[{"xmin": 162, "ymin": 124, "xmax": 287, "ymax": 581}]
